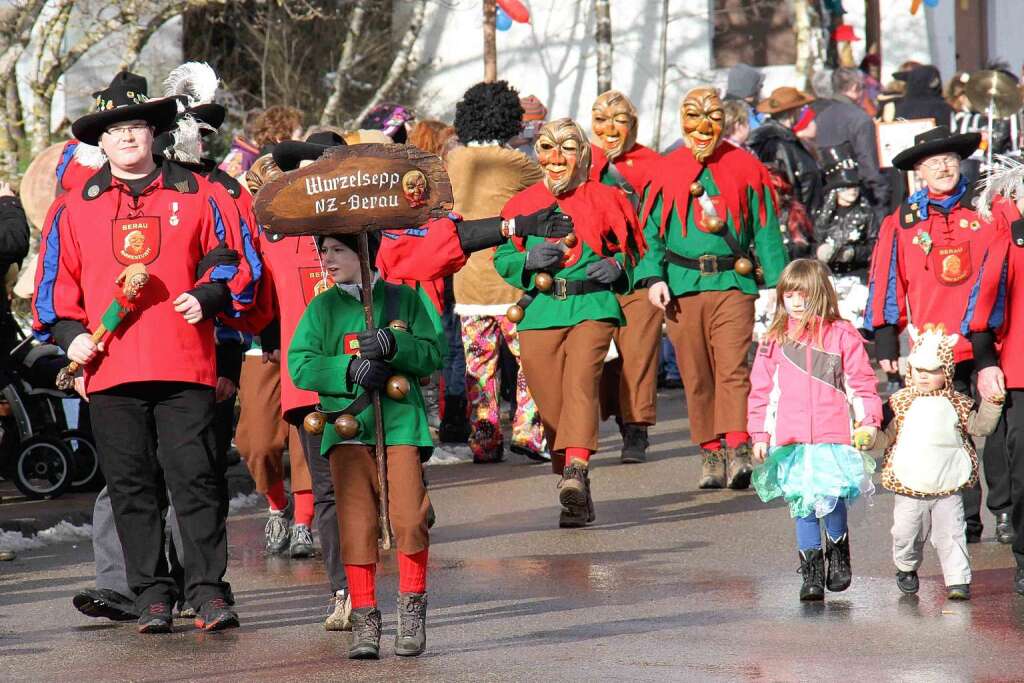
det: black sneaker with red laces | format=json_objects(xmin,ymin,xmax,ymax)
[
  {"xmin": 137, "ymin": 601, "xmax": 173, "ymax": 634},
  {"xmin": 194, "ymin": 597, "xmax": 239, "ymax": 631}
]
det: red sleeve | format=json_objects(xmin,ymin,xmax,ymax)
[
  {"xmin": 32, "ymin": 196, "xmax": 87, "ymax": 339},
  {"xmin": 963, "ymin": 229, "xmax": 1011, "ymax": 334},
  {"xmin": 376, "ymin": 218, "xmax": 468, "ymax": 281},
  {"xmin": 199, "ymin": 182, "xmax": 263, "ymax": 315},
  {"xmin": 865, "ymin": 213, "xmax": 906, "ymax": 331}
]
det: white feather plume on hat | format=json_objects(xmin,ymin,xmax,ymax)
[
  {"xmin": 160, "ymin": 115, "xmax": 213, "ymax": 164},
  {"xmin": 163, "ymin": 61, "xmax": 219, "ymax": 110},
  {"xmin": 73, "ymin": 141, "xmax": 106, "ymax": 168},
  {"xmin": 978, "ymin": 153, "xmax": 1024, "ymax": 221}
]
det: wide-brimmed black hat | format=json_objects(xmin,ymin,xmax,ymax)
[
  {"xmin": 820, "ymin": 143, "xmax": 861, "ymax": 190},
  {"xmin": 272, "ymin": 131, "xmax": 347, "ymax": 172},
  {"xmin": 71, "ymin": 71, "xmax": 179, "ymax": 146},
  {"xmin": 892, "ymin": 125, "xmax": 981, "ymax": 171}
]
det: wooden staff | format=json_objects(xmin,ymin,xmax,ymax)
[
  {"xmin": 55, "ymin": 264, "xmax": 149, "ymax": 390},
  {"xmin": 358, "ymin": 231, "xmax": 393, "ymax": 550}
]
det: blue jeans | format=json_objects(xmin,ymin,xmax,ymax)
[
  {"xmin": 442, "ymin": 306, "xmax": 466, "ymax": 397},
  {"xmin": 659, "ymin": 336, "xmax": 680, "ymax": 381},
  {"xmin": 795, "ymin": 499, "xmax": 848, "ymax": 550}
]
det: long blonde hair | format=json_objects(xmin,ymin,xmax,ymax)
[{"xmin": 765, "ymin": 259, "xmax": 841, "ymax": 345}]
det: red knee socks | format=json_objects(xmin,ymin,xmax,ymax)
[
  {"xmin": 265, "ymin": 480, "xmax": 288, "ymax": 512},
  {"xmin": 346, "ymin": 550, "xmax": 428, "ymax": 607},
  {"xmin": 293, "ymin": 489, "xmax": 314, "ymax": 527},
  {"xmin": 398, "ymin": 548, "xmax": 428, "ymax": 594},
  {"xmin": 700, "ymin": 433, "xmax": 749, "ymax": 451},
  {"xmin": 345, "ymin": 564, "xmax": 377, "ymax": 609},
  {"xmin": 565, "ymin": 447, "xmax": 592, "ymax": 465},
  {"xmin": 724, "ymin": 431, "xmax": 750, "ymax": 449}
]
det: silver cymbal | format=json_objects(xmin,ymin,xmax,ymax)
[{"xmin": 965, "ymin": 70, "xmax": 1023, "ymax": 119}]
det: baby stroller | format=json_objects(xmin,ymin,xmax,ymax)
[{"xmin": 0, "ymin": 334, "xmax": 101, "ymax": 499}]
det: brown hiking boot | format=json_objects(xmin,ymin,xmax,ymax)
[
  {"xmin": 725, "ymin": 443, "xmax": 754, "ymax": 490},
  {"xmin": 698, "ymin": 449, "xmax": 726, "ymax": 489},
  {"xmin": 558, "ymin": 461, "xmax": 592, "ymax": 527}
]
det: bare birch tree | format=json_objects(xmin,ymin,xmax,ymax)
[
  {"xmin": 482, "ymin": 0, "xmax": 496, "ymax": 83},
  {"xmin": 320, "ymin": 0, "xmax": 367, "ymax": 126},
  {"xmin": 594, "ymin": 0, "xmax": 612, "ymax": 93}
]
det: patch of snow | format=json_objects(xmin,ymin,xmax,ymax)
[
  {"xmin": 227, "ymin": 492, "xmax": 263, "ymax": 514},
  {"xmin": 426, "ymin": 443, "xmax": 473, "ymax": 466},
  {"xmin": 0, "ymin": 520, "xmax": 92, "ymax": 552}
]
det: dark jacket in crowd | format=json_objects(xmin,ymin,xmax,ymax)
[
  {"xmin": 0, "ymin": 196, "xmax": 30, "ymax": 357},
  {"xmin": 893, "ymin": 66, "xmax": 954, "ymax": 128},
  {"xmin": 747, "ymin": 119, "xmax": 824, "ymax": 214},
  {"xmin": 815, "ymin": 94, "xmax": 890, "ymax": 210},
  {"xmin": 812, "ymin": 188, "xmax": 879, "ymax": 274}
]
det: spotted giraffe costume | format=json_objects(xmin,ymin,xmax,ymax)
[{"xmin": 874, "ymin": 324, "xmax": 1002, "ymax": 588}]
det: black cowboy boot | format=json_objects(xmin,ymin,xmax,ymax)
[
  {"xmin": 798, "ymin": 549, "xmax": 825, "ymax": 601},
  {"xmin": 348, "ymin": 607, "xmax": 382, "ymax": 659},
  {"xmin": 824, "ymin": 533, "xmax": 852, "ymax": 592},
  {"xmin": 394, "ymin": 592, "xmax": 428, "ymax": 656},
  {"xmin": 698, "ymin": 448, "xmax": 726, "ymax": 489},
  {"xmin": 725, "ymin": 443, "xmax": 754, "ymax": 490},
  {"xmin": 558, "ymin": 461, "xmax": 591, "ymax": 528}
]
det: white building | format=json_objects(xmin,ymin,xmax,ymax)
[{"xmin": 408, "ymin": 0, "xmax": 1022, "ymax": 149}]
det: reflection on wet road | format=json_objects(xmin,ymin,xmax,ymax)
[{"xmin": 2, "ymin": 392, "xmax": 1023, "ymax": 681}]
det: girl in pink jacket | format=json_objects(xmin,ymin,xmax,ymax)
[{"xmin": 748, "ymin": 259, "xmax": 882, "ymax": 602}]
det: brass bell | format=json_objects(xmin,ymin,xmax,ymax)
[
  {"xmin": 303, "ymin": 411, "xmax": 326, "ymax": 435},
  {"xmin": 689, "ymin": 182, "xmax": 705, "ymax": 197},
  {"xmin": 334, "ymin": 414, "xmax": 359, "ymax": 438},
  {"xmin": 704, "ymin": 216, "xmax": 724, "ymax": 233},
  {"xmin": 734, "ymin": 257, "xmax": 754, "ymax": 276},
  {"xmin": 388, "ymin": 320, "xmax": 409, "ymax": 332},
  {"xmin": 562, "ymin": 233, "xmax": 579, "ymax": 248},
  {"xmin": 386, "ymin": 375, "xmax": 410, "ymax": 400},
  {"xmin": 535, "ymin": 272, "xmax": 554, "ymax": 292},
  {"xmin": 506, "ymin": 304, "xmax": 525, "ymax": 322}
]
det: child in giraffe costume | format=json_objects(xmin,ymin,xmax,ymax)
[{"xmin": 873, "ymin": 324, "xmax": 1003, "ymax": 601}]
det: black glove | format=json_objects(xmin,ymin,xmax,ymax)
[
  {"xmin": 586, "ymin": 258, "xmax": 622, "ymax": 285},
  {"xmin": 347, "ymin": 357, "xmax": 391, "ymax": 390},
  {"xmin": 524, "ymin": 242, "xmax": 564, "ymax": 271},
  {"xmin": 356, "ymin": 327, "xmax": 397, "ymax": 360},
  {"xmin": 514, "ymin": 204, "xmax": 574, "ymax": 239}
]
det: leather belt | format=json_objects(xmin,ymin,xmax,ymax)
[{"xmin": 666, "ymin": 250, "xmax": 737, "ymax": 275}]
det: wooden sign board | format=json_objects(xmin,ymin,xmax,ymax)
[
  {"xmin": 876, "ymin": 117, "xmax": 936, "ymax": 169},
  {"xmin": 253, "ymin": 144, "xmax": 453, "ymax": 235}
]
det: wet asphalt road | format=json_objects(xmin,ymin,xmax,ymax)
[{"xmin": 2, "ymin": 391, "xmax": 1024, "ymax": 682}]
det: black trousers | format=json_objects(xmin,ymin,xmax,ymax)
[
  {"xmin": 91, "ymin": 381, "xmax": 230, "ymax": 611},
  {"xmin": 951, "ymin": 361, "xmax": 1012, "ymax": 535},
  {"xmin": 1003, "ymin": 390, "xmax": 1024, "ymax": 566},
  {"xmin": 291, "ymin": 411, "xmax": 345, "ymax": 593}
]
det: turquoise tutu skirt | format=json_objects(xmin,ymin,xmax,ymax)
[{"xmin": 752, "ymin": 443, "xmax": 876, "ymax": 519}]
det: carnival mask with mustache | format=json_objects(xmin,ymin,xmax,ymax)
[
  {"xmin": 681, "ymin": 87, "xmax": 724, "ymax": 163},
  {"xmin": 591, "ymin": 90, "xmax": 637, "ymax": 161},
  {"xmin": 535, "ymin": 118, "xmax": 591, "ymax": 196}
]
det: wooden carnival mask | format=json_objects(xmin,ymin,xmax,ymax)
[
  {"xmin": 535, "ymin": 118, "xmax": 591, "ymax": 196},
  {"xmin": 591, "ymin": 90, "xmax": 638, "ymax": 161},
  {"xmin": 680, "ymin": 87, "xmax": 724, "ymax": 163}
]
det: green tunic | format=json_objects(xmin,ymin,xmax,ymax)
[
  {"xmin": 634, "ymin": 167, "xmax": 788, "ymax": 296},
  {"xmin": 288, "ymin": 279, "xmax": 443, "ymax": 455},
  {"xmin": 493, "ymin": 236, "xmax": 631, "ymax": 331}
]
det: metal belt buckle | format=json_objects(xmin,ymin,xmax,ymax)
[
  {"xmin": 552, "ymin": 277, "xmax": 568, "ymax": 300},
  {"xmin": 698, "ymin": 254, "xmax": 718, "ymax": 275}
]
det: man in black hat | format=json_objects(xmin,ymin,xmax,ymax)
[
  {"xmin": 813, "ymin": 143, "xmax": 879, "ymax": 275},
  {"xmin": 32, "ymin": 71, "xmax": 261, "ymax": 633},
  {"xmin": 865, "ymin": 125, "xmax": 1017, "ymax": 543}
]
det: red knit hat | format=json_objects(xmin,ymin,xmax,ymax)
[
  {"xmin": 520, "ymin": 95, "xmax": 547, "ymax": 122},
  {"xmin": 833, "ymin": 24, "xmax": 860, "ymax": 42}
]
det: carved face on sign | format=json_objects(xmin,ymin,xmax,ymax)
[
  {"xmin": 591, "ymin": 90, "xmax": 637, "ymax": 161},
  {"xmin": 401, "ymin": 169, "xmax": 427, "ymax": 208},
  {"xmin": 535, "ymin": 118, "xmax": 591, "ymax": 196},
  {"xmin": 680, "ymin": 87, "xmax": 724, "ymax": 163}
]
